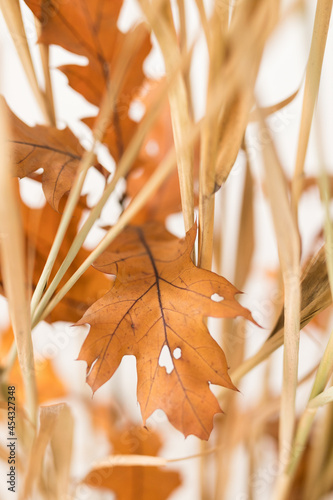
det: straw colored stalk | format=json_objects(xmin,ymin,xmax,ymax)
[
  {"xmin": 214, "ymin": 161, "xmax": 254, "ymax": 499},
  {"xmin": 139, "ymin": 0, "xmax": 195, "ymax": 234},
  {"xmin": 301, "ymin": 116, "xmax": 333, "ymax": 500},
  {"xmin": 196, "ymin": 7, "xmax": 228, "ymax": 491},
  {"xmin": 198, "ymin": 9, "xmax": 225, "ymax": 271},
  {"xmin": 273, "ymin": 134, "xmax": 333, "ymax": 500},
  {"xmin": 0, "ymin": 0, "xmax": 52, "ymax": 124},
  {"xmin": 291, "ymin": 0, "xmax": 333, "ymax": 217},
  {"xmin": 34, "ymin": 16, "xmax": 56, "ymax": 126},
  {"xmin": 176, "ymin": 0, "xmax": 194, "ymax": 119},
  {"xmin": 86, "ymin": 446, "xmax": 217, "ymax": 473},
  {"xmin": 258, "ymin": 117, "xmax": 301, "ymax": 480},
  {"xmin": 0, "ymin": 100, "xmax": 37, "ymax": 425}
]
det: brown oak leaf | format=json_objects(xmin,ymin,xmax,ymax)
[
  {"xmin": 2, "ymin": 96, "xmax": 102, "ymax": 211},
  {"xmin": 83, "ymin": 424, "xmax": 181, "ymax": 500},
  {"xmin": 77, "ymin": 222, "xmax": 255, "ymax": 439},
  {"xmin": 25, "ymin": 0, "xmax": 152, "ymax": 162}
]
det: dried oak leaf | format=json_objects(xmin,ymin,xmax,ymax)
[
  {"xmin": 77, "ymin": 222, "xmax": 255, "ymax": 439},
  {"xmin": 83, "ymin": 424, "xmax": 181, "ymax": 500},
  {"xmin": 2, "ymin": 96, "xmax": 98, "ymax": 211},
  {"xmin": 25, "ymin": 0, "xmax": 152, "ymax": 162},
  {"xmin": 80, "ymin": 22, "xmax": 151, "ymax": 162}
]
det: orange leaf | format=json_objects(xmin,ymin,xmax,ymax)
[
  {"xmin": 77, "ymin": 222, "xmax": 255, "ymax": 439},
  {"xmin": 25, "ymin": 0, "xmax": 152, "ymax": 162},
  {"xmin": 2, "ymin": 97, "xmax": 103, "ymax": 211},
  {"xmin": 83, "ymin": 424, "xmax": 181, "ymax": 500}
]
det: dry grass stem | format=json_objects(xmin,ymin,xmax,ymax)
[
  {"xmin": 139, "ymin": 0, "xmax": 195, "ymax": 233},
  {"xmin": 291, "ymin": 0, "xmax": 333, "ymax": 216},
  {"xmin": 34, "ymin": 16, "xmax": 56, "ymax": 126},
  {"xmin": 256, "ymin": 116, "xmax": 301, "ymax": 480}
]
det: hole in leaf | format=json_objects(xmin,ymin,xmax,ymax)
[
  {"xmin": 173, "ymin": 347, "xmax": 182, "ymax": 359},
  {"xmin": 211, "ymin": 293, "xmax": 224, "ymax": 302},
  {"xmin": 158, "ymin": 345, "xmax": 174, "ymax": 374},
  {"xmin": 86, "ymin": 358, "xmax": 98, "ymax": 378}
]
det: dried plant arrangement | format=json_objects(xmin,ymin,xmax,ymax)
[{"xmin": 0, "ymin": 0, "xmax": 333, "ymax": 499}]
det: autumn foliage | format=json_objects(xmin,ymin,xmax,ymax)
[{"xmin": 1, "ymin": 0, "xmax": 333, "ymax": 499}]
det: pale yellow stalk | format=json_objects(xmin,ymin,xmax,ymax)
[
  {"xmin": 139, "ymin": 0, "xmax": 195, "ymax": 233},
  {"xmin": 291, "ymin": 0, "xmax": 333, "ymax": 216},
  {"xmin": 0, "ymin": 0, "xmax": 52, "ymax": 124},
  {"xmin": 257, "ymin": 118, "xmax": 301, "ymax": 480}
]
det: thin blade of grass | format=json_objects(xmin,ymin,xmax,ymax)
[
  {"xmin": 291, "ymin": 0, "xmax": 333, "ymax": 216},
  {"xmin": 233, "ymin": 158, "xmax": 254, "ymax": 291},
  {"xmin": 89, "ymin": 446, "xmax": 217, "ymax": 470},
  {"xmin": 198, "ymin": 10, "xmax": 224, "ymax": 271},
  {"xmin": 257, "ymin": 116, "xmax": 301, "ymax": 472},
  {"xmin": 249, "ymin": 88, "xmax": 300, "ymax": 122},
  {"xmin": 34, "ymin": 16, "xmax": 56, "ymax": 126},
  {"xmin": 307, "ymin": 386, "xmax": 333, "ymax": 408},
  {"xmin": 272, "ymin": 108, "xmax": 333, "ymax": 498},
  {"xmin": 139, "ymin": 0, "xmax": 195, "ymax": 233}
]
